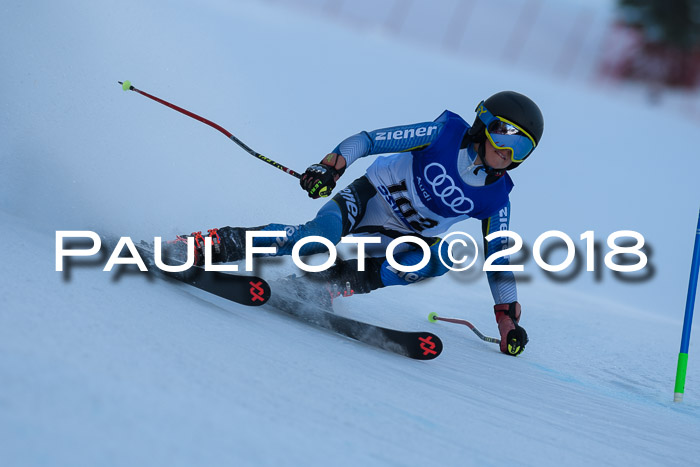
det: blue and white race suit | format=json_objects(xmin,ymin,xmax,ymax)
[{"xmin": 256, "ymin": 110, "xmax": 517, "ymax": 304}]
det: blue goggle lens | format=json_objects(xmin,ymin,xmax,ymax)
[{"xmin": 487, "ymin": 120, "xmax": 535, "ymax": 163}]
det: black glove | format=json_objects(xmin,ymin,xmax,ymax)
[
  {"xmin": 300, "ymin": 153, "xmax": 346, "ymax": 199},
  {"xmin": 494, "ymin": 302, "xmax": 529, "ymax": 356}
]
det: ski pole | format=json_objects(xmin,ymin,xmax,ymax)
[
  {"xmin": 428, "ymin": 312, "xmax": 500, "ymax": 344},
  {"xmin": 674, "ymin": 207, "xmax": 700, "ymax": 402},
  {"xmin": 118, "ymin": 80, "xmax": 302, "ymax": 179}
]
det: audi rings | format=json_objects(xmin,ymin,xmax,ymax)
[{"xmin": 424, "ymin": 163, "xmax": 474, "ymax": 214}]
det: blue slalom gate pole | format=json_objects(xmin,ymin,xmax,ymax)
[{"xmin": 674, "ymin": 208, "xmax": 700, "ymax": 402}]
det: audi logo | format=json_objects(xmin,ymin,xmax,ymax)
[{"xmin": 423, "ymin": 163, "xmax": 474, "ymax": 214}]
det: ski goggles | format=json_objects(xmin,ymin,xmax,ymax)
[{"xmin": 475, "ymin": 101, "xmax": 537, "ymax": 163}]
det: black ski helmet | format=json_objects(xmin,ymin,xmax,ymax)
[{"xmin": 468, "ymin": 91, "xmax": 544, "ymax": 171}]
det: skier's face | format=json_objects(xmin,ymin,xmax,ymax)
[{"xmin": 482, "ymin": 139, "xmax": 512, "ymax": 170}]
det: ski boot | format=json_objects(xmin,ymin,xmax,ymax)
[
  {"xmin": 272, "ymin": 256, "xmax": 386, "ymax": 312},
  {"xmin": 494, "ymin": 302, "xmax": 528, "ymax": 356},
  {"xmin": 162, "ymin": 226, "xmax": 253, "ymax": 266}
]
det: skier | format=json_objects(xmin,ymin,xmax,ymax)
[{"xmin": 168, "ymin": 91, "xmax": 544, "ymax": 356}]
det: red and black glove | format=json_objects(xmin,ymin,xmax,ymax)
[
  {"xmin": 494, "ymin": 302, "xmax": 529, "ymax": 356},
  {"xmin": 300, "ymin": 153, "xmax": 346, "ymax": 199}
]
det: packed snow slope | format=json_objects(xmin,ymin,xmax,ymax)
[{"xmin": 1, "ymin": 0, "xmax": 699, "ymax": 465}]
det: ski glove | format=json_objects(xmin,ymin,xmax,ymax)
[
  {"xmin": 300, "ymin": 153, "xmax": 346, "ymax": 199},
  {"xmin": 494, "ymin": 302, "xmax": 529, "ymax": 356}
]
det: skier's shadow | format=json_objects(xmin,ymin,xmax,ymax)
[
  {"xmin": 59, "ymin": 239, "xmax": 112, "ymax": 283},
  {"xmin": 59, "ymin": 239, "xmax": 157, "ymax": 283}
]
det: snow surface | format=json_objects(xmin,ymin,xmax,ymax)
[{"xmin": 1, "ymin": 0, "xmax": 700, "ymax": 465}]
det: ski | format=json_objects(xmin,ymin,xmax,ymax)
[
  {"xmin": 265, "ymin": 284, "xmax": 443, "ymax": 360},
  {"xmin": 157, "ymin": 266, "xmax": 271, "ymax": 306},
  {"xmin": 127, "ymin": 239, "xmax": 438, "ymax": 357},
  {"xmin": 132, "ymin": 241, "xmax": 271, "ymax": 306}
]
